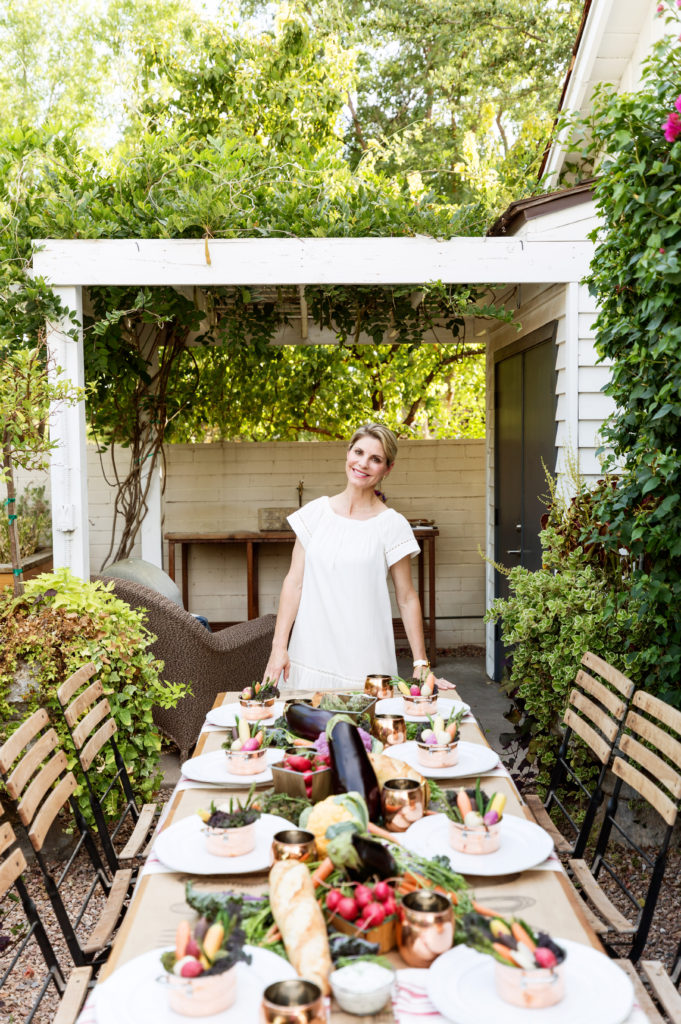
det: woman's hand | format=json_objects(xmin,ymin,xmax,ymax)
[
  {"xmin": 263, "ymin": 646, "xmax": 290, "ymax": 685},
  {"xmin": 434, "ymin": 676, "xmax": 457, "ymax": 691},
  {"xmin": 411, "ymin": 666, "xmax": 458, "ymax": 692}
]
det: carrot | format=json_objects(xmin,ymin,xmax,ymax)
[
  {"xmin": 511, "ymin": 921, "xmax": 536, "ymax": 951},
  {"xmin": 493, "ymin": 942, "xmax": 517, "ymax": 964},
  {"xmin": 368, "ymin": 822, "xmax": 399, "ymax": 843},
  {"xmin": 264, "ymin": 923, "xmax": 281, "ymax": 944},
  {"xmin": 311, "ymin": 857, "xmax": 334, "ymax": 887},
  {"xmin": 472, "ymin": 900, "xmax": 498, "ymax": 918},
  {"xmin": 292, "ymin": 737, "xmax": 314, "ymax": 747},
  {"xmin": 456, "ymin": 787, "xmax": 472, "ymax": 818}
]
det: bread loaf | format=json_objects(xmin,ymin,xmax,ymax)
[{"xmin": 269, "ymin": 860, "xmax": 332, "ymax": 994}]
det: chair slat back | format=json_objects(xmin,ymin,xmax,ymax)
[
  {"xmin": 5, "ymin": 728, "xmax": 59, "ymax": 800},
  {"xmin": 575, "ymin": 669, "xmax": 628, "ymax": 719},
  {"xmin": 57, "ymin": 662, "xmax": 98, "ymax": 706},
  {"xmin": 619, "ymin": 733, "xmax": 681, "ymax": 802},
  {"xmin": 564, "ymin": 707, "xmax": 612, "ymax": 765},
  {"xmin": 632, "ymin": 691, "xmax": 681, "ymax": 735},
  {"xmin": 0, "ymin": 820, "xmax": 28, "ymax": 898},
  {"xmin": 612, "ymin": 757, "xmax": 678, "ymax": 827},
  {"xmin": 72, "ymin": 699, "xmax": 112, "ymax": 751},
  {"xmin": 569, "ymin": 689, "xmax": 619, "ymax": 743},
  {"xmin": 0, "ymin": 820, "xmax": 16, "ymax": 857},
  {"xmin": 80, "ymin": 719, "xmax": 118, "ymax": 771},
  {"xmin": 18, "ymin": 749, "xmax": 69, "ymax": 827},
  {"xmin": 28, "ymin": 773, "xmax": 78, "ymax": 851},
  {"xmin": 0, "ymin": 708, "xmax": 49, "ymax": 773},
  {"xmin": 63, "ymin": 679, "xmax": 104, "ymax": 729},
  {"xmin": 627, "ymin": 710, "xmax": 681, "ymax": 770},
  {"xmin": 581, "ymin": 652, "xmax": 635, "ymax": 699}
]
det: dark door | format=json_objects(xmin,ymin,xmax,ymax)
[{"xmin": 493, "ymin": 327, "xmax": 557, "ymax": 680}]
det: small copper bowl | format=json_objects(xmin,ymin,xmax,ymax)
[
  {"xmin": 372, "ymin": 713, "xmax": 407, "ymax": 746},
  {"xmin": 415, "ymin": 739, "xmax": 459, "ymax": 768},
  {"xmin": 381, "ymin": 778, "xmax": 424, "ymax": 832},
  {"xmin": 402, "ymin": 692, "xmax": 439, "ymax": 717},
  {"xmin": 261, "ymin": 979, "xmax": 326, "ymax": 1023},
  {"xmin": 365, "ymin": 674, "xmax": 394, "ymax": 700},
  {"xmin": 239, "ymin": 696, "xmax": 277, "ymax": 721},
  {"xmin": 495, "ymin": 959, "xmax": 566, "ymax": 1008},
  {"xmin": 271, "ymin": 828, "xmax": 317, "ymax": 863},
  {"xmin": 396, "ymin": 890, "xmax": 454, "ymax": 968}
]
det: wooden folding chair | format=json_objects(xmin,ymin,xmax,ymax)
[
  {"xmin": 526, "ymin": 651, "xmax": 635, "ymax": 857},
  {"xmin": 568, "ymin": 690, "xmax": 681, "ymax": 962},
  {"xmin": 0, "ymin": 709, "xmax": 133, "ymax": 968},
  {"xmin": 0, "ymin": 813, "xmax": 92, "ymax": 1024},
  {"xmin": 56, "ymin": 662, "xmax": 160, "ymax": 876}
]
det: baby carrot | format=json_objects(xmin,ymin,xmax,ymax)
[
  {"xmin": 310, "ymin": 857, "xmax": 334, "ymax": 887},
  {"xmin": 493, "ymin": 942, "xmax": 517, "ymax": 964},
  {"xmin": 456, "ymin": 788, "xmax": 473, "ymax": 818},
  {"xmin": 511, "ymin": 921, "xmax": 536, "ymax": 951}
]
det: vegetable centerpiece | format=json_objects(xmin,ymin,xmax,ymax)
[
  {"xmin": 198, "ymin": 788, "xmax": 261, "ymax": 857},
  {"xmin": 271, "ymin": 747, "xmax": 332, "ymax": 801},
  {"xmin": 444, "ymin": 782, "xmax": 506, "ymax": 854},
  {"xmin": 239, "ymin": 679, "xmax": 280, "ymax": 720},
  {"xmin": 160, "ymin": 908, "xmax": 251, "ymax": 1017},
  {"xmin": 222, "ymin": 717, "xmax": 267, "ymax": 774},
  {"xmin": 415, "ymin": 711, "xmax": 459, "ymax": 768},
  {"xmin": 462, "ymin": 911, "xmax": 567, "ymax": 1008},
  {"xmin": 393, "ymin": 673, "xmax": 438, "ymax": 716}
]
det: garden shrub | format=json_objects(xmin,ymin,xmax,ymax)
[
  {"xmin": 0, "ymin": 484, "xmax": 51, "ymax": 562},
  {"xmin": 0, "ymin": 568, "xmax": 190, "ymax": 823}
]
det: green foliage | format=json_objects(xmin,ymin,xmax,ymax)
[
  {"xmin": 0, "ymin": 485, "xmax": 50, "ymax": 562},
  {"xmin": 577, "ymin": 1, "xmax": 681, "ymax": 704},
  {"xmin": 0, "ymin": 568, "xmax": 190, "ymax": 823}
]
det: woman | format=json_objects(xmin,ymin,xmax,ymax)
[{"xmin": 263, "ymin": 423, "xmax": 452, "ymax": 691}]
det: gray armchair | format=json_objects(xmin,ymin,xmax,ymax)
[{"xmin": 93, "ymin": 575, "xmax": 276, "ymax": 761}]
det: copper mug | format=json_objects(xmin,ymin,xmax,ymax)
[
  {"xmin": 271, "ymin": 828, "xmax": 317, "ymax": 863},
  {"xmin": 396, "ymin": 890, "xmax": 454, "ymax": 968},
  {"xmin": 261, "ymin": 979, "xmax": 327, "ymax": 1023},
  {"xmin": 372, "ymin": 713, "xmax": 406, "ymax": 746},
  {"xmin": 381, "ymin": 778, "xmax": 424, "ymax": 832},
  {"xmin": 364, "ymin": 674, "xmax": 394, "ymax": 700}
]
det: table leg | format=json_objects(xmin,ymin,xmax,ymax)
[
  {"xmin": 428, "ymin": 537, "xmax": 437, "ymax": 667},
  {"xmin": 167, "ymin": 540, "xmax": 175, "ymax": 582},
  {"xmin": 181, "ymin": 543, "xmax": 189, "ymax": 611},
  {"xmin": 418, "ymin": 544, "xmax": 424, "ymax": 608},
  {"xmin": 246, "ymin": 542, "xmax": 259, "ymax": 619}
]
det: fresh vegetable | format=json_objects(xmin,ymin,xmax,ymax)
[
  {"xmin": 201, "ymin": 785, "xmax": 261, "ymax": 830},
  {"xmin": 299, "ymin": 792, "xmax": 369, "ymax": 856},
  {"xmin": 349, "ymin": 834, "xmax": 398, "ymax": 881},
  {"xmin": 222, "ymin": 719, "xmax": 266, "ymax": 753},
  {"xmin": 391, "ymin": 674, "xmax": 439, "ymax": 699},
  {"xmin": 285, "ymin": 701, "xmax": 336, "ymax": 740},
  {"xmin": 327, "ymin": 719, "xmax": 381, "ymax": 822},
  {"xmin": 460, "ymin": 912, "xmax": 566, "ymax": 970},
  {"xmin": 319, "ymin": 692, "xmax": 375, "ymax": 714},
  {"xmin": 160, "ymin": 909, "xmax": 251, "ymax": 979},
  {"xmin": 443, "ymin": 783, "xmax": 506, "ymax": 826},
  {"xmin": 328, "ymin": 932, "xmax": 380, "ymax": 962},
  {"xmin": 240, "ymin": 679, "xmax": 280, "ymax": 702}
]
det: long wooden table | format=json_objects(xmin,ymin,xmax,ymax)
[
  {"xmin": 165, "ymin": 527, "xmax": 440, "ymax": 666},
  {"xmin": 97, "ymin": 691, "xmax": 605, "ymax": 1023}
]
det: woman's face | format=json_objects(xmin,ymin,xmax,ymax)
[{"xmin": 345, "ymin": 435, "xmax": 391, "ymax": 491}]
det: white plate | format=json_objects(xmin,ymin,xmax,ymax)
[
  {"xmin": 181, "ymin": 747, "xmax": 284, "ymax": 786},
  {"xmin": 206, "ymin": 701, "xmax": 285, "ymax": 728},
  {"xmin": 385, "ymin": 740, "xmax": 498, "ymax": 778},
  {"xmin": 93, "ymin": 945, "xmax": 297, "ymax": 1024},
  {"xmin": 427, "ymin": 940, "xmax": 634, "ymax": 1024},
  {"xmin": 375, "ymin": 696, "xmax": 470, "ymax": 722},
  {"xmin": 153, "ymin": 813, "xmax": 294, "ymax": 874},
  {"xmin": 400, "ymin": 813, "xmax": 554, "ymax": 876}
]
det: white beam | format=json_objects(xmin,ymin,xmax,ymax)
[
  {"xmin": 32, "ymin": 237, "xmax": 594, "ymax": 287},
  {"xmin": 140, "ymin": 458, "xmax": 163, "ymax": 568},
  {"xmin": 46, "ymin": 286, "xmax": 90, "ymax": 580}
]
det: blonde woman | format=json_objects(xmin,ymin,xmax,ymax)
[{"xmin": 263, "ymin": 423, "xmax": 453, "ymax": 692}]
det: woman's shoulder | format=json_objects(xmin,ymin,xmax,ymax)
[
  {"xmin": 287, "ymin": 496, "xmax": 329, "ymax": 544},
  {"xmin": 379, "ymin": 508, "xmax": 420, "ymax": 566}
]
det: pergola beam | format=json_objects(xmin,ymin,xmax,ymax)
[{"xmin": 33, "ymin": 237, "xmax": 593, "ymax": 287}]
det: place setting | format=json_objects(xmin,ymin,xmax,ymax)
[{"xmin": 180, "ymin": 746, "xmax": 285, "ymax": 787}]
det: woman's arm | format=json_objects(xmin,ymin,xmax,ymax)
[
  {"xmin": 263, "ymin": 538, "xmax": 306, "ymax": 683},
  {"xmin": 390, "ymin": 554, "xmax": 455, "ymax": 689}
]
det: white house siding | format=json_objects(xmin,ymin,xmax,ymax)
[{"xmin": 16, "ymin": 440, "xmax": 486, "ymax": 647}]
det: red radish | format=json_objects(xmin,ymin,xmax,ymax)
[
  {"xmin": 373, "ymin": 881, "xmax": 391, "ymax": 903},
  {"xmin": 326, "ymin": 889, "xmax": 342, "ymax": 912},
  {"xmin": 410, "ymin": 684, "xmax": 421, "ymax": 696},
  {"xmin": 185, "ymin": 938, "xmax": 201, "ymax": 958},
  {"xmin": 180, "ymin": 959, "xmax": 203, "ymax": 978},
  {"xmin": 382, "ymin": 896, "xmax": 397, "ymax": 918},
  {"xmin": 354, "ymin": 885, "xmax": 372, "ymax": 909},
  {"xmin": 534, "ymin": 947, "xmax": 558, "ymax": 969},
  {"xmin": 241, "ymin": 737, "xmax": 261, "ymax": 751},
  {"xmin": 363, "ymin": 902, "xmax": 385, "ymax": 927},
  {"xmin": 302, "ymin": 771, "xmax": 313, "ymax": 784},
  {"xmin": 337, "ymin": 897, "xmax": 359, "ymax": 921},
  {"xmin": 286, "ymin": 755, "xmax": 312, "ymax": 772}
]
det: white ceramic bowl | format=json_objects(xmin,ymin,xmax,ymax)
[{"xmin": 329, "ymin": 963, "xmax": 395, "ymax": 1015}]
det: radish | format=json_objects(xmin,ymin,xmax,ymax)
[
  {"xmin": 180, "ymin": 958, "xmax": 203, "ymax": 978},
  {"xmin": 286, "ymin": 755, "xmax": 312, "ymax": 772},
  {"xmin": 373, "ymin": 881, "xmax": 391, "ymax": 903},
  {"xmin": 337, "ymin": 896, "xmax": 359, "ymax": 921},
  {"xmin": 382, "ymin": 896, "xmax": 397, "ymax": 917},
  {"xmin": 534, "ymin": 947, "xmax": 558, "ymax": 969},
  {"xmin": 185, "ymin": 938, "xmax": 201, "ymax": 958},
  {"xmin": 363, "ymin": 902, "xmax": 385, "ymax": 927},
  {"xmin": 302, "ymin": 771, "xmax": 313, "ymax": 784},
  {"xmin": 424, "ymin": 734, "xmax": 438, "ymax": 745},
  {"xmin": 326, "ymin": 889, "xmax": 342, "ymax": 912},
  {"xmin": 354, "ymin": 884, "xmax": 373, "ymax": 909},
  {"xmin": 410, "ymin": 684, "xmax": 421, "ymax": 696},
  {"xmin": 241, "ymin": 737, "xmax": 261, "ymax": 750}
]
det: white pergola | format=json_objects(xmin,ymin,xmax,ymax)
[{"xmin": 33, "ymin": 236, "xmax": 593, "ymax": 580}]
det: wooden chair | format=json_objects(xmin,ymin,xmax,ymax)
[
  {"xmin": 0, "ymin": 812, "xmax": 92, "ymax": 1024},
  {"xmin": 56, "ymin": 662, "xmax": 159, "ymax": 877},
  {"xmin": 568, "ymin": 690, "xmax": 681, "ymax": 962},
  {"xmin": 613, "ymin": 944, "xmax": 681, "ymax": 1024},
  {"xmin": 525, "ymin": 651, "xmax": 635, "ymax": 857},
  {"xmin": 0, "ymin": 709, "xmax": 133, "ymax": 968}
]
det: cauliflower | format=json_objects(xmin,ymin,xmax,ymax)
[{"xmin": 299, "ymin": 792, "xmax": 368, "ymax": 856}]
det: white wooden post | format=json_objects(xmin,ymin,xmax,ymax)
[
  {"xmin": 46, "ymin": 286, "xmax": 90, "ymax": 580},
  {"xmin": 140, "ymin": 458, "xmax": 163, "ymax": 567},
  {"xmin": 557, "ymin": 281, "xmax": 580, "ymax": 488}
]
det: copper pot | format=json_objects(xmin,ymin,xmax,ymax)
[
  {"xmin": 372, "ymin": 713, "xmax": 407, "ymax": 746},
  {"xmin": 396, "ymin": 890, "xmax": 454, "ymax": 967},
  {"xmin": 260, "ymin": 979, "xmax": 327, "ymax": 1023},
  {"xmin": 381, "ymin": 778, "xmax": 424, "ymax": 832},
  {"xmin": 271, "ymin": 828, "xmax": 317, "ymax": 863},
  {"xmin": 364, "ymin": 674, "xmax": 394, "ymax": 700}
]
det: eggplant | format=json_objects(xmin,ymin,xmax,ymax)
[
  {"xmin": 349, "ymin": 833, "xmax": 398, "ymax": 881},
  {"xmin": 328, "ymin": 719, "xmax": 381, "ymax": 822},
  {"xmin": 284, "ymin": 701, "xmax": 335, "ymax": 740}
]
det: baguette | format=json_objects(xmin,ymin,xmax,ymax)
[{"xmin": 269, "ymin": 860, "xmax": 332, "ymax": 994}]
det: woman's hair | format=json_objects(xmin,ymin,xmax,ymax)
[{"xmin": 347, "ymin": 423, "xmax": 398, "ymax": 466}]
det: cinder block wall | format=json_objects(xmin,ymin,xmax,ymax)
[{"xmin": 15, "ymin": 439, "xmax": 486, "ymax": 646}]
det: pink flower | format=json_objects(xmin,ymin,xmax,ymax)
[
  {"xmin": 663, "ymin": 111, "xmax": 681, "ymax": 141},
  {"xmin": 676, "ymin": 95, "xmax": 681, "ymax": 113},
  {"xmin": 657, "ymin": 3, "xmax": 664, "ymax": 11}
]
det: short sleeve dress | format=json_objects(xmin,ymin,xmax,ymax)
[{"xmin": 284, "ymin": 496, "xmax": 420, "ymax": 691}]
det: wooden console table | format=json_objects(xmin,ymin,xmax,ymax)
[{"xmin": 165, "ymin": 526, "xmax": 439, "ymax": 666}]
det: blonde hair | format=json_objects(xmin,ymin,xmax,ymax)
[{"xmin": 347, "ymin": 423, "xmax": 398, "ymax": 466}]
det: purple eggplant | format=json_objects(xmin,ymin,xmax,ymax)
[
  {"xmin": 285, "ymin": 701, "xmax": 335, "ymax": 740},
  {"xmin": 328, "ymin": 719, "xmax": 381, "ymax": 822}
]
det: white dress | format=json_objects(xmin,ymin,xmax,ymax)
[{"xmin": 284, "ymin": 496, "xmax": 420, "ymax": 692}]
